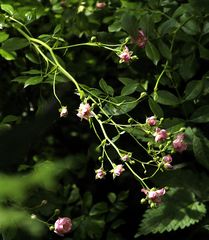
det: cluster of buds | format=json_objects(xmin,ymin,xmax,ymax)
[
  {"xmin": 141, "ymin": 188, "xmax": 166, "ymax": 207},
  {"xmin": 77, "ymin": 102, "xmax": 94, "ymax": 120}
]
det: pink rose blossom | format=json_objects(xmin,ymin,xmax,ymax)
[
  {"xmin": 119, "ymin": 46, "xmax": 133, "ymax": 63},
  {"xmin": 77, "ymin": 102, "xmax": 94, "ymax": 120},
  {"xmin": 172, "ymin": 133, "xmax": 187, "ymax": 152},
  {"xmin": 146, "ymin": 116, "xmax": 157, "ymax": 126},
  {"xmin": 96, "ymin": 2, "xmax": 106, "ymax": 9},
  {"xmin": 154, "ymin": 128, "xmax": 167, "ymax": 142},
  {"xmin": 54, "ymin": 217, "xmax": 72, "ymax": 236},
  {"xmin": 132, "ymin": 30, "xmax": 148, "ymax": 48},
  {"xmin": 112, "ymin": 164, "xmax": 125, "ymax": 178},
  {"xmin": 141, "ymin": 188, "xmax": 166, "ymax": 204},
  {"xmin": 95, "ymin": 168, "xmax": 106, "ymax": 179}
]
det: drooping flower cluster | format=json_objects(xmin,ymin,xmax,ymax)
[
  {"xmin": 77, "ymin": 102, "xmax": 94, "ymax": 120},
  {"xmin": 141, "ymin": 188, "xmax": 166, "ymax": 206},
  {"xmin": 119, "ymin": 46, "xmax": 133, "ymax": 63},
  {"xmin": 172, "ymin": 133, "xmax": 187, "ymax": 152},
  {"xmin": 54, "ymin": 217, "xmax": 72, "ymax": 236}
]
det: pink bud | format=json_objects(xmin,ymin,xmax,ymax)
[
  {"xmin": 163, "ymin": 155, "xmax": 172, "ymax": 163},
  {"xmin": 77, "ymin": 102, "xmax": 94, "ymax": 120},
  {"xmin": 146, "ymin": 116, "xmax": 157, "ymax": 126},
  {"xmin": 154, "ymin": 128, "xmax": 167, "ymax": 142},
  {"xmin": 132, "ymin": 30, "xmax": 148, "ymax": 48},
  {"xmin": 96, "ymin": 2, "xmax": 106, "ymax": 9},
  {"xmin": 172, "ymin": 133, "xmax": 187, "ymax": 152},
  {"xmin": 54, "ymin": 217, "xmax": 72, "ymax": 236},
  {"xmin": 119, "ymin": 46, "xmax": 133, "ymax": 63},
  {"xmin": 141, "ymin": 188, "xmax": 166, "ymax": 204}
]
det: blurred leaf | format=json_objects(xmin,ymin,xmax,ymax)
[
  {"xmin": 145, "ymin": 41, "xmax": 160, "ymax": 65},
  {"xmin": 121, "ymin": 13, "xmax": 138, "ymax": 37},
  {"xmin": 2, "ymin": 38, "xmax": 29, "ymax": 51},
  {"xmin": 108, "ymin": 192, "xmax": 117, "ymax": 203},
  {"xmin": 89, "ymin": 202, "xmax": 108, "ymax": 216},
  {"xmin": 1, "ymin": 4, "xmax": 15, "ymax": 15},
  {"xmin": 184, "ymin": 80, "xmax": 203, "ymax": 101},
  {"xmin": 0, "ymin": 32, "xmax": 9, "ymax": 43},
  {"xmin": 148, "ymin": 98, "xmax": 164, "ymax": 118},
  {"xmin": 157, "ymin": 39, "xmax": 171, "ymax": 60},
  {"xmin": 190, "ymin": 105, "xmax": 209, "ymax": 123},
  {"xmin": 193, "ymin": 130, "xmax": 209, "ymax": 170},
  {"xmin": 24, "ymin": 76, "xmax": 43, "ymax": 88},
  {"xmin": 0, "ymin": 49, "xmax": 16, "ymax": 60}
]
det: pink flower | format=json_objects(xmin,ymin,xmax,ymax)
[
  {"xmin": 163, "ymin": 154, "xmax": 173, "ymax": 169},
  {"xmin": 163, "ymin": 155, "xmax": 172, "ymax": 163},
  {"xmin": 172, "ymin": 133, "xmax": 187, "ymax": 152},
  {"xmin": 77, "ymin": 102, "xmax": 94, "ymax": 120},
  {"xmin": 146, "ymin": 116, "xmax": 157, "ymax": 126},
  {"xmin": 141, "ymin": 188, "xmax": 166, "ymax": 204},
  {"xmin": 119, "ymin": 46, "xmax": 133, "ymax": 63},
  {"xmin": 121, "ymin": 154, "xmax": 130, "ymax": 162},
  {"xmin": 95, "ymin": 168, "xmax": 106, "ymax": 179},
  {"xmin": 96, "ymin": 2, "xmax": 106, "ymax": 9},
  {"xmin": 132, "ymin": 30, "xmax": 148, "ymax": 48},
  {"xmin": 154, "ymin": 128, "xmax": 167, "ymax": 142},
  {"xmin": 54, "ymin": 217, "xmax": 72, "ymax": 236},
  {"xmin": 112, "ymin": 164, "xmax": 125, "ymax": 178}
]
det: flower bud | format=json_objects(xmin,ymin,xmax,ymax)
[
  {"xmin": 59, "ymin": 106, "xmax": 68, "ymax": 118},
  {"xmin": 54, "ymin": 217, "xmax": 72, "ymax": 236}
]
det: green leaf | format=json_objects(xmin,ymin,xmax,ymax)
[
  {"xmin": 136, "ymin": 188, "xmax": 206, "ymax": 237},
  {"xmin": 193, "ymin": 131, "xmax": 209, "ymax": 170},
  {"xmin": 148, "ymin": 98, "xmax": 164, "ymax": 118},
  {"xmin": 190, "ymin": 105, "xmax": 209, "ymax": 123},
  {"xmin": 155, "ymin": 90, "xmax": 179, "ymax": 106},
  {"xmin": 182, "ymin": 19, "xmax": 200, "ymax": 36},
  {"xmin": 22, "ymin": 70, "xmax": 42, "ymax": 75},
  {"xmin": 145, "ymin": 41, "xmax": 160, "ymax": 65},
  {"xmin": 121, "ymin": 13, "xmax": 138, "ymax": 37},
  {"xmin": 99, "ymin": 79, "xmax": 114, "ymax": 96},
  {"xmin": 158, "ymin": 19, "xmax": 178, "ymax": 36},
  {"xmin": 89, "ymin": 202, "xmax": 108, "ymax": 216},
  {"xmin": 157, "ymin": 40, "xmax": 171, "ymax": 60},
  {"xmin": 0, "ymin": 49, "xmax": 16, "ymax": 60},
  {"xmin": 108, "ymin": 192, "xmax": 117, "ymax": 203},
  {"xmin": 104, "ymin": 96, "xmax": 138, "ymax": 116},
  {"xmin": 1, "ymin": 4, "xmax": 15, "ymax": 15},
  {"xmin": 108, "ymin": 20, "xmax": 122, "ymax": 32},
  {"xmin": 184, "ymin": 80, "xmax": 203, "ymax": 101},
  {"xmin": 1, "ymin": 115, "xmax": 20, "ymax": 124},
  {"xmin": 0, "ymin": 32, "xmax": 9, "ymax": 43},
  {"xmin": 24, "ymin": 76, "xmax": 44, "ymax": 88},
  {"xmin": 199, "ymin": 44, "xmax": 209, "ymax": 60},
  {"xmin": 2, "ymin": 38, "xmax": 29, "ymax": 51},
  {"xmin": 162, "ymin": 118, "xmax": 185, "ymax": 132},
  {"xmin": 121, "ymin": 82, "xmax": 139, "ymax": 96}
]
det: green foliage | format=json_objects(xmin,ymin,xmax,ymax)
[{"xmin": 136, "ymin": 188, "xmax": 206, "ymax": 237}]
